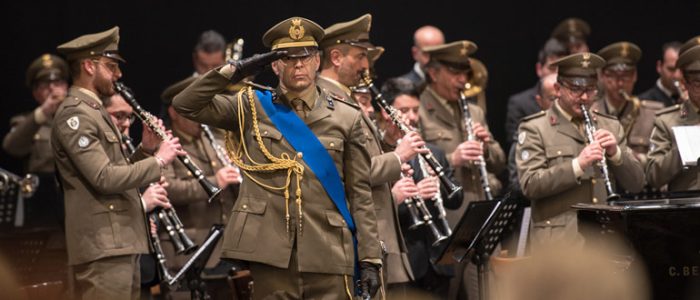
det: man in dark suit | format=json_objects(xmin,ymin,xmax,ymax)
[
  {"xmin": 504, "ymin": 38, "xmax": 567, "ymax": 148},
  {"xmin": 399, "ymin": 25, "xmax": 445, "ymax": 88},
  {"xmin": 638, "ymin": 41, "xmax": 683, "ymax": 107}
]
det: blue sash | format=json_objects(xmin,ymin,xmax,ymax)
[{"xmin": 255, "ymin": 90, "xmax": 361, "ymax": 283}]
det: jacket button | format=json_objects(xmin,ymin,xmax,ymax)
[
  {"xmin": 591, "ymin": 179, "xmax": 596, "ymax": 184},
  {"xmin": 263, "ymin": 130, "xmax": 269, "ymax": 136},
  {"xmin": 222, "ymin": 214, "xmax": 227, "ymax": 220},
  {"xmin": 546, "ymin": 220, "xmax": 551, "ymax": 225},
  {"xmin": 329, "ymin": 142, "xmax": 335, "ymax": 148},
  {"xmin": 592, "ymin": 197, "xmax": 598, "ymax": 203},
  {"xmin": 557, "ymin": 150, "xmax": 562, "ymax": 155},
  {"xmin": 242, "ymin": 204, "xmax": 248, "ymax": 210},
  {"xmin": 297, "ymin": 152, "xmax": 303, "ymax": 159},
  {"xmin": 109, "ymin": 204, "xmax": 114, "ymax": 210}
]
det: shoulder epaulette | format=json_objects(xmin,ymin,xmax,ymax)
[
  {"xmin": 324, "ymin": 90, "xmax": 360, "ymax": 110},
  {"xmin": 640, "ymin": 99, "xmax": 664, "ymax": 110},
  {"xmin": 520, "ymin": 110, "xmax": 546, "ymax": 122},
  {"xmin": 655, "ymin": 104, "xmax": 681, "ymax": 116},
  {"xmin": 592, "ymin": 110, "xmax": 617, "ymax": 120}
]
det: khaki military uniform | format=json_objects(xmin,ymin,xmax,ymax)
[
  {"xmin": 646, "ymin": 101, "xmax": 700, "ymax": 191},
  {"xmin": 172, "ymin": 68, "xmax": 382, "ymax": 277},
  {"xmin": 418, "ymin": 87, "xmax": 505, "ymax": 226},
  {"xmin": 3, "ymin": 111, "xmax": 55, "ymax": 173},
  {"xmin": 516, "ymin": 103, "xmax": 644, "ymax": 245},
  {"xmin": 160, "ymin": 129, "xmax": 238, "ymax": 270},
  {"xmin": 317, "ymin": 75, "xmax": 413, "ymax": 285},
  {"xmin": 591, "ymin": 97, "xmax": 664, "ymax": 165}
]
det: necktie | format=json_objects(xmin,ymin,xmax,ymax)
[{"xmin": 292, "ymin": 99, "xmax": 307, "ymax": 120}]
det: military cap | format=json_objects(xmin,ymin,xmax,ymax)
[
  {"xmin": 597, "ymin": 41, "xmax": 642, "ymax": 71},
  {"xmin": 424, "ymin": 40, "xmax": 477, "ymax": 69},
  {"xmin": 25, "ymin": 54, "xmax": 69, "ymax": 87},
  {"xmin": 57, "ymin": 26, "xmax": 125, "ymax": 63},
  {"xmin": 679, "ymin": 35, "xmax": 700, "ymax": 56},
  {"xmin": 553, "ymin": 52, "xmax": 606, "ymax": 86},
  {"xmin": 551, "ymin": 18, "xmax": 591, "ymax": 43},
  {"xmin": 677, "ymin": 45, "xmax": 700, "ymax": 73},
  {"xmin": 161, "ymin": 76, "xmax": 197, "ymax": 105},
  {"xmin": 320, "ymin": 14, "xmax": 373, "ymax": 49},
  {"xmin": 262, "ymin": 17, "xmax": 324, "ymax": 52}
]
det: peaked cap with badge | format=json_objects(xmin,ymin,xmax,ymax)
[
  {"xmin": 320, "ymin": 14, "xmax": 373, "ymax": 49},
  {"xmin": 597, "ymin": 41, "xmax": 641, "ymax": 71},
  {"xmin": 551, "ymin": 18, "xmax": 591, "ymax": 44},
  {"xmin": 57, "ymin": 26, "xmax": 125, "ymax": 63},
  {"xmin": 423, "ymin": 40, "xmax": 477, "ymax": 69},
  {"xmin": 553, "ymin": 52, "xmax": 606, "ymax": 86},
  {"xmin": 26, "ymin": 54, "xmax": 69, "ymax": 87}
]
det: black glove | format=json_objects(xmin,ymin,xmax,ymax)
[
  {"xmin": 229, "ymin": 50, "xmax": 288, "ymax": 83},
  {"xmin": 359, "ymin": 261, "xmax": 380, "ymax": 299}
]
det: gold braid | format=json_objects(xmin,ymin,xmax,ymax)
[{"xmin": 224, "ymin": 86, "xmax": 305, "ymax": 234}]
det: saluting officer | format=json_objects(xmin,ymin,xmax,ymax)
[
  {"xmin": 52, "ymin": 27, "xmax": 183, "ymax": 299},
  {"xmin": 172, "ymin": 17, "xmax": 383, "ymax": 299},
  {"xmin": 516, "ymin": 52, "xmax": 644, "ymax": 248},
  {"xmin": 318, "ymin": 14, "xmax": 419, "ymax": 294},
  {"xmin": 592, "ymin": 41, "xmax": 664, "ymax": 164},
  {"xmin": 646, "ymin": 45, "xmax": 700, "ymax": 191}
]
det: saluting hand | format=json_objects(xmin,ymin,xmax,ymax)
[
  {"xmin": 39, "ymin": 92, "xmax": 64, "ymax": 117},
  {"xmin": 452, "ymin": 140, "xmax": 483, "ymax": 167},
  {"xmin": 392, "ymin": 177, "xmax": 419, "ymax": 205},
  {"xmin": 577, "ymin": 142, "xmax": 604, "ymax": 169},
  {"xmin": 593, "ymin": 129, "xmax": 618, "ymax": 157}
]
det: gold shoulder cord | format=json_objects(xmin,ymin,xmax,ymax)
[{"xmin": 225, "ymin": 86, "xmax": 305, "ymax": 234}]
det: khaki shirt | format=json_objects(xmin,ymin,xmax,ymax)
[
  {"xmin": 646, "ymin": 100, "xmax": 700, "ymax": 191},
  {"xmin": 52, "ymin": 87, "xmax": 160, "ymax": 265},
  {"xmin": 418, "ymin": 86, "xmax": 505, "ymax": 227},
  {"xmin": 516, "ymin": 104, "xmax": 644, "ymax": 245},
  {"xmin": 172, "ymin": 69, "xmax": 381, "ymax": 275}
]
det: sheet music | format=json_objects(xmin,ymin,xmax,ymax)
[{"xmin": 672, "ymin": 126, "xmax": 700, "ymax": 167}]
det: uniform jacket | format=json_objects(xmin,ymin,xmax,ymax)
[
  {"xmin": 3, "ymin": 110, "xmax": 55, "ymax": 173},
  {"xmin": 591, "ymin": 96, "xmax": 664, "ymax": 163},
  {"xmin": 646, "ymin": 101, "xmax": 700, "ymax": 191},
  {"xmin": 172, "ymin": 69, "xmax": 382, "ymax": 276},
  {"xmin": 52, "ymin": 87, "xmax": 160, "ymax": 265},
  {"xmin": 639, "ymin": 83, "xmax": 677, "ymax": 108},
  {"xmin": 516, "ymin": 104, "xmax": 644, "ymax": 228},
  {"xmin": 418, "ymin": 87, "xmax": 505, "ymax": 226},
  {"xmin": 317, "ymin": 75, "xmax": 413, "ymax": 283},
  {"xmin": 161, "ymin": 129, "xmax": 238, "ymax": 269}
]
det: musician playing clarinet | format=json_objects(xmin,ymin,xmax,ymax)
[
  {"xmin": 516, "ymin": 52, "xmax": 643, "ymax": 249},
  {"xmin": 52, "ymin": 27, "xmax": 184, "ymax": 300},
  {"xmin": 375, "ymin": 77, "xmax": 462, "ymax": 298}
]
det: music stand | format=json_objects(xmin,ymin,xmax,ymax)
[
  {"xmin": 167, "ymin": 224, "xmax": 224, "ymax": 300},
  {"xmin": 432, "ymin": 197, "xmax": 521, "ymax": 300}
]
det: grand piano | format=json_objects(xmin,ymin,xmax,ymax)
[{"xmin": 574, "ymin": 192, "xmax": 700, "ymax": 300}]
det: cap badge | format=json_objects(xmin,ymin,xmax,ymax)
[
  {"xmin": 581, "ymin": 53, "xmax": 591, "ymax": 68},
  {"xmin": 460, "ymin": 42, "xmax": 468, "ymax": 56},
  {"xmin": 41, "ymin": 54, "xmax": 53, "ymax": 68},
  {"xmin": 621, "ymin": 43, "xmax": 629, "ymax": 57},
  {"xmin": 289, "ymin": 18, "xmax": 305, "ymax": 41}
]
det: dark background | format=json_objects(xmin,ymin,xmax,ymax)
[{"xmin": 2, "ymin": 0, "xmax": 698, "ymax": 174}]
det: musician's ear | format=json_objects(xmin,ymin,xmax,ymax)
[{"xmin": 271, "ymin": 60, "xmax": 281, "ymax": 76}]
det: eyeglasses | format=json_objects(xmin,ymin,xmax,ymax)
[
  {"xmin": 280, "ymin": 52, "xmax": 317, "ymax": 66},
  {"xmin": 110, "ymin": 112, "xmax": 135, "ymax": 123},
  {"xmin": 560, "ymin": 82, "xmax": 598, "ymax": 98},
  {"xmin": 92, "ymin": 59, "xmax": 121, "ymax": 74}
]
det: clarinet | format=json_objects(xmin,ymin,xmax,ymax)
[
  {"xmin": 361, "ymin": 71, "xmax": 463, "ymax": 199},
  {"xmin": 201, "ymin": 124, "xmax": 242, "ymax": 183},
  {"xmin": 120, "ymin": 137, "xmax": 176, "ymax": 280},
  {"xmin": 114, "ymin": 82, "xmax": 222, "ymax": 203},
  {"xmin": 400, "ymin": 171, "xmax": 425, "ymax": 230},
  {"xmin": 458, "ymin": 89, "xmax": 494, "ymax": 201},
  {"xmin": 579, "ymin": 103, "xmax": 621, "ymax": 202},
  {"xmin": 417, "ymin": 155, "xmax": 452, "ymax": 236},
  {"xmin": 400, "ymin": 170, "xmax": 447, "ymax": 246}
]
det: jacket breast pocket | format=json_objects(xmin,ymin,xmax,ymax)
[
  {"xmin": 92, "ymin": 200, "xmax": 130, "ymax": 250},
  {"xmin": 318, "ymin": 136, "xmax": 344, "ymax": 165},
  {"xmin": 325, "ymin": 210, "xmax": 352, "ymax": 266},
  {"xmin": 254, "ymin": 124, "xmax": 283, "ymax": 154},
  {"xmin": 228, "ymin": 198, "xmax": 268, "ymax": 253},
  {"xmin": 545, "ymin": 146, "xmax": 575, "ymax": 166}
]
